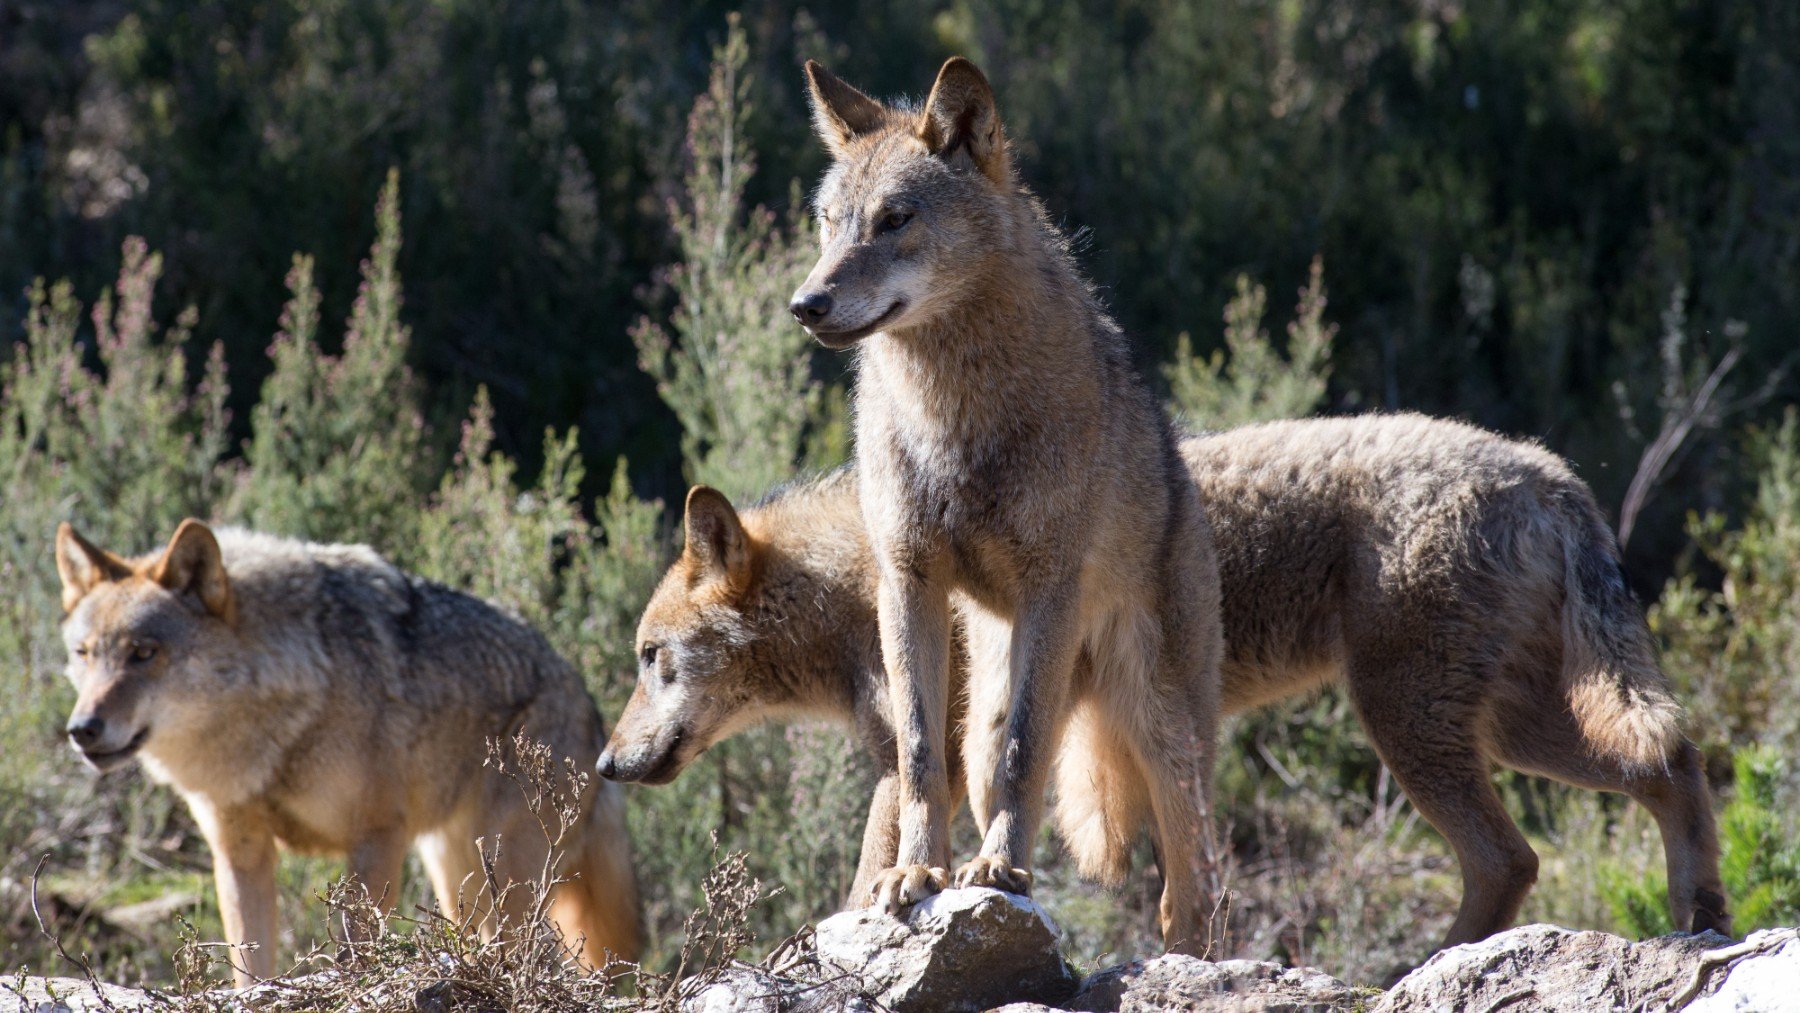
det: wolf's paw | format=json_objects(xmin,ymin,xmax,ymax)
[
  {"xmin": 868, "ymin": 864, "xmax": 948, "ymax": 915},
  {"xmin": 1692, "ymin": 889, "xmax": 1732, "ymax": 935},
  {"xmin": 953, "ymin": 855, "xmax": 1033, "ymax": 895}
]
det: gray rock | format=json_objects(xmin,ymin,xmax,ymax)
[
  {"xmin": 1065, "ymin": 954, "xmax": 1357, "ymax": 1012},
  {"xmin": 1374, "ymin": 923, "xmax": 1733, "ymax": 1013},
  {"xmin": 0, "ymin": 977, "xmax": 162, "ymax": 1013},
  {"xmin": 679, "ymin": 966, "xmax": 879, "ymax": 1013},
  {"xmin": 815, "ymin": 887, "xmax": 1078, "ymax": 1013}
]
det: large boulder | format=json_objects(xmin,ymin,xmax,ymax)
[
  {"xmin": 1374, "ymin": 923, "xmax": 1734, "ymax": 1013},
  {"xmin": 814, "ymin": 887, "xmax": 1078, "ymax": 1013}
]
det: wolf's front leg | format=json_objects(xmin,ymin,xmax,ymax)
[
  {"xmin": 956, "ymin": 588, "xmax": 1080, "ymax": 895},
  {"xmin": 344, "ymin": 830, "xmax": 408, "ymax": 942},
  {"xmin": 848, "ymin": 773, "xmax": 902, "ymax": 909},
  {"xmin": 868, "ymin": 571, "xmax": 953, "ymax": 913},
  {"xmin": 194, "ymin": 801, "xmax": 279, "ymax": 987}
]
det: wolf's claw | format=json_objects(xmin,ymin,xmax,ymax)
[
  {"xmin": 869, "ymin": 865, "xmax": 948, "ymax": 914},
  {"xmin": 953, "ymin": 855, "xmax": 1032, "ymax": 894}
]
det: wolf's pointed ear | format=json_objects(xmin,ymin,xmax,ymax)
[
  {"xmin": 805, "ymin": 60, "xmax": 887, "ymax": 155},
  {"xmin": 56, "ymin": 523, "xmax": 131, "ymax": 613},
  {"xmin": 683, "ymin": 486, "xmax": 751, "ymax": 587},
  {"xmin": 918, "ymin": 57, "xmax": 1008, "ymax": 184},
  {"xmin": 151, "ymin": 519, "xmax": 235, "ymax": 623}
]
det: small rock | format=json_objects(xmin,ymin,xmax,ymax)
[
  {"xmin": 679, "ymin": 966, "xmax": 877, "ymax": 1013},
  {"xmin": 816, "ymin": 887, "xmax": 1077, "ymax": 1013},
  {"xmin": 1066, "ymin": 953, "xmax": 1356, "ymax": 1012}
]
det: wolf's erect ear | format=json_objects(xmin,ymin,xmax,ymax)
[
  {"xmin": 55, "ymin": 523, "xmax": 131, "ymax": 613},
  {"xmin": 683, "ymin": 486, "xmax": 751, "ymax": 586},
  {"xmin": 805, "ymin": 60, "xmax": 887, "ymax": 155},
  {"xmin": 151, "ymin": 519, "xmax": 235, "ymax": 622},
  {"xmin": 918, "ymin": 57, "xmax": 1008, "ymax": 184}
]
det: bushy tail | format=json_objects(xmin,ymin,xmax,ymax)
[
  {"xmin": 1053, "ymin": 703, "xmax": 1147, "ymax": 887},
  {"xmin": 1557, "ymin": 495, "xmax": 1685, "ymax": 773},
  {"xmin": 551, "ymin": 779, "xmax": 641, "ymax": 968}
]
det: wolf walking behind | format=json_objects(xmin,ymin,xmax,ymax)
[
  {"xmin": 602, "ymin": 415, "xmax": 1730, "ymax": 956},
  {"xmin": 55, "ymin": 520, "xmax": 640, "ymax": 985},
  {"xmin": 779, "ymin": 56, "xmax": 1226, "ymax": 952}
]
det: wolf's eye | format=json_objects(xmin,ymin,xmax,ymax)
[
  {"xmin": 72, "ymin": 645, "xmax": 90, "ymax": 660},
  {"xmin": 882, "ymin": 210, "xmax": 913, "ymax": 232},
  {"xmin": 130, "ymin": 643, "xmax": 157, "ymax": 663},
  {"xmin": 639, "ymin": 644, "xmax": 660, "ymax": 669}
]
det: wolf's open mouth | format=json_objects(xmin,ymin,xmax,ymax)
[
  {"xmin": 809, "ymin": 301, "xmax": 904, "ymax": 349},
  {"xmin": 81, "ymin": 726, "xmax": 149, "ymax": 769}
]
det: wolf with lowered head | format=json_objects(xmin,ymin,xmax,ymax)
[
  {"xmin": 782, "ymin": 56, "xmax": 1224, "ymax": 952},
  {"xmin": 603, "ymin": 415, "xmax": 1729, "ymax": 959},
  {"xmin": 55, "ymin": 519, "xmax": 640, "ymax": 984}
]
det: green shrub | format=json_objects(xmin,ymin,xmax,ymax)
[
  {"xmin": 629, "ymin": 14, "xmax": 826, "ymax": 502},
  {"xmin": 1718, "ymin": 747, "xmax": 1800, "ymax": 930},
  {"xmin": 1164, "ymin": 255, "xmax": 1335, "ymax": 429},
  {"xmin": 1653, "ymin": 410, "xmax": 1800, "ymax": 761},
  {"xmin": 230, "ymin": 170, "xmax": 432, "ymax": 547}
]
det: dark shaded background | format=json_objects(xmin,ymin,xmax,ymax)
[{"xmin": 3, "ymin": 0, "xmax": 1796, "ymax": 590}]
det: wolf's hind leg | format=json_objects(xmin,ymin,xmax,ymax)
[
  {"xmin": 554, "ymin": 784, "xmax": 642, "ymax": 966},
  {"xmin": 1491, "ymin": 701, "xmax": 1729, "ymax": 935},
  {"xmin": 1348, "ymin": 655, "xmax": 1539, "ymax": 950},
  {"xmin": 1125, "ymin": 711, "xmax": 1216, "ymax": 956}
]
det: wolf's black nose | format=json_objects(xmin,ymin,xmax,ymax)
[
  {"xmin": 596, "ymin": 750, "xmax": 618, "ymax": 781},
  {"xmin": 66, "ymin": 715, "xmax": 105, "ymax": 749},
  {"xmin": 789, "ymin": 291, "xmax": 833, "ymax": 325}
]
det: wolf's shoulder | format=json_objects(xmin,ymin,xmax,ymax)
[{"xmin": 212, "ymin": 527, "xmax": 411, "ymax": 614}]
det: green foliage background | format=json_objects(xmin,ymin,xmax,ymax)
[{"xmin": 1, "ymin": 0, "xmax": 1798, "ymax": 990}]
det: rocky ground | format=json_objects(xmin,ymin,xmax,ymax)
[{"xmin": 4, "ymin": 889, "xmax": 1797, "ymax": 1012}]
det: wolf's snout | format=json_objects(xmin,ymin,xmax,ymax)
[
  {"xmin": 596, "ymin": 748, "xmax": 619, "ymax": 781},
  {"xmin": 66, "ymin": 714, "xmax": 105, "ymax": 749},
  {"xmin": 789, "ymin": 290, "xmax": 834, "ymax": 325}
]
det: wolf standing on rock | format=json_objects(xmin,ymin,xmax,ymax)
[
  {"xmin": 604, "ymin": 415, "xmax": 1730, "ymax": 958},
  {"xmin": 785, "ymin": 57, "xmax": 1225, "ymax": 951},
  {"xmin": 55, "ymin": 520, "xmax": 640, "ymax": 984}
]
